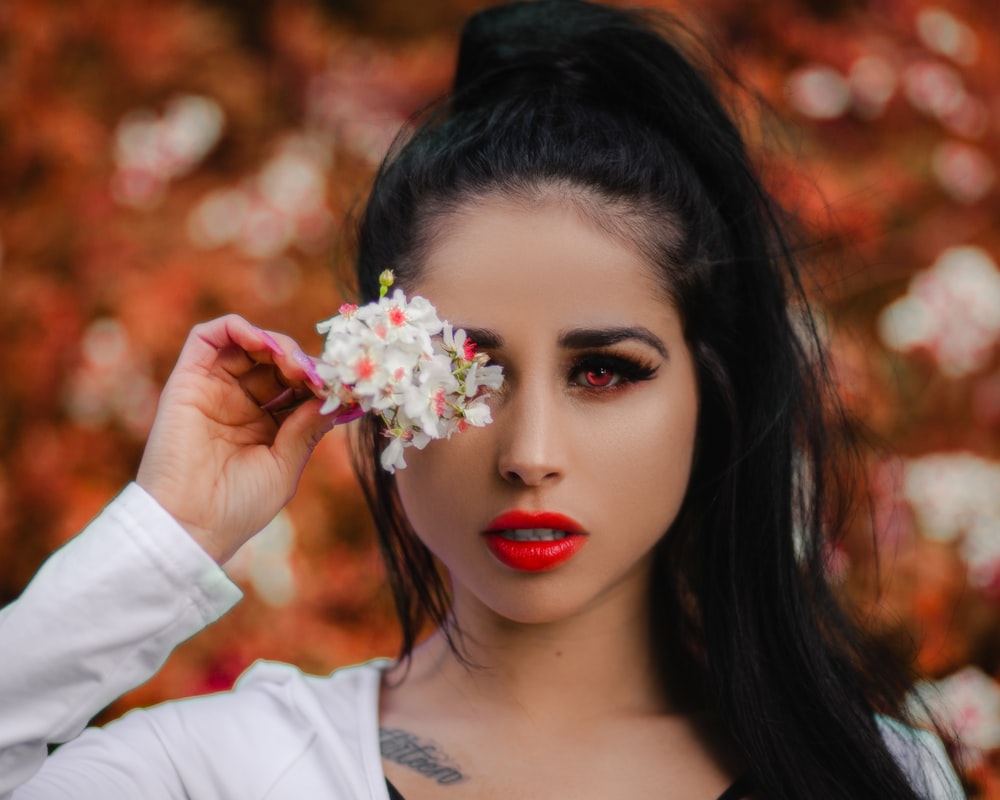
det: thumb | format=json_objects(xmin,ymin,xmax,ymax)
[{"xmin": 272, "ymin": 398, "xmax": 339, "ymax": 479}]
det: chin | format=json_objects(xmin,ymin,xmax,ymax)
[{"xmin": 453, "ymin": 582, "xmax": 604, "ymax": 629}]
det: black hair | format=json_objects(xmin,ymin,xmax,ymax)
[{"xmin": 350, "ymin": 1, "xmax": 959, "ymax": 797}]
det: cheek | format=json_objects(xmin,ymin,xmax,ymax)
[
  {"xmin": 595, "ymin": 419, "xmax": 694, "ymax": 492},
  {"xmin": 393, "ymin": 463, "xmax": 440, "ymax": 541},
  {"xmin": 392, "ymin": 438, "xmax": 485, "ymax": 542},
  {"xmin": 587, "ymin": 386, "xmax": 699, "ymax": 524}
]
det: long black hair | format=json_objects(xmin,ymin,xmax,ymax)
[{"xmin": 349, "ymin": 1, "xmax": 960, "ymax": 797}]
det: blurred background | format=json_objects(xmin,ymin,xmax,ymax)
[{"xmin": 1, "ymin": 0, "xmax": 998, "ymax": 793}]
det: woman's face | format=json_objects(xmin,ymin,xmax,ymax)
[{"xmin": 394, "ymin": 193, "xmax": 699, "ymax": 629}]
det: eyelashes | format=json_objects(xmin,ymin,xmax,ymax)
[{"xmin": 569, "ymin": 353, "xmax": 659, "ymax": 390}]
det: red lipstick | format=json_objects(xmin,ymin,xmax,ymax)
[{"xmin": 483, "ymin": 510, "xmax": 587, "ymax": 572}]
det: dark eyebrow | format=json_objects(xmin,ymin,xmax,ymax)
[
  {"xmin": 454, "ymin": 326, "xmax": 668, "ymax": 359},
  {"xmin": 560, "ymin": 326, "xmax": 668, "ymax": 358}
]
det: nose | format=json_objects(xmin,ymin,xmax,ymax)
[{"xmin": 494, "ymin": 378, "xmax": 565, "ymax": 487}]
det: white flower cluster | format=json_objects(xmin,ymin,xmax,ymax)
[{"xmin": 314, "ymin": 272, "xmax": 504, "ymax": 473}]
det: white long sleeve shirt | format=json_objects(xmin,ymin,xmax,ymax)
[
  {"xmin": 0, "ymin": 484, "xmax": 392, "ymax": 799},
  {"xmin": 0, "ymin": 484, "xmax": 967, "ymax": 798}
]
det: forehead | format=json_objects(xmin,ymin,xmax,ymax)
[{"xmin": 413, "ymin": 194, "xmax": 674, "ymax": 326}]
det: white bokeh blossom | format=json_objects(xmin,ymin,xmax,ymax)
[
  {"xmin": 903, "ymin": 452, "xmax": 1000, "ymax": 590},
  {"xmin": 112, "ymin": 95, "xmax": 225, "ymax": 209},
  {"xmin": 878, "ymin": 246, "xmax": 1000, "ymax": 377}
]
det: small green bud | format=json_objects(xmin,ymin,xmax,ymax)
[{"xmin": 378, "ymin": 270, "xmax": 395, "ymax": 298}]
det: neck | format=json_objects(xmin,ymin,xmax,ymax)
[{"xmin": 389, "ymin": 575, "xmax": 675, "ymax": 725}]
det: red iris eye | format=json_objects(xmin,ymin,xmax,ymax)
[{"xmin": 585, "ymin": 367, "xmax": 615, "ymax": 387}]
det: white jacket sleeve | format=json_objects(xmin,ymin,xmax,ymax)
[
  {"xmin": 878, "ymin": 716, "xmax": 967, "ymax": 799},
  {"xmin": 0, "ymin": 483, "xmax": 242, "ymax": 797}
]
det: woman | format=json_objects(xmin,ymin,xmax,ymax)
[{"xmin": 0, "ymin": 1, "xmax": 966, "ymax": 798}]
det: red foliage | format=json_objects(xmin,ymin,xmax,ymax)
[{"xmin": 1, "ymin": 0, "xmax": 998, "ymax": 792}]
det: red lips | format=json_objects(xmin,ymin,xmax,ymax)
[{"xmin": 483, "ymin": 510, "xmax": 587, "ymax": 572}]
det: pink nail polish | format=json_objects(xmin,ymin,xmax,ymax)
[
  {"xmin": 295, "ymin": 350, "xmax": 325, "ymax": 389},
  {"xmin": 260, "ymin": 387, "xmax": 295, "ymax": 412},
  {"xmin": 256, "ymin": 328, "xmax": 285, "ymax": 357},
  {"xmin": 334, "ymin": 404, "xmax": 365, "ymax": 425}
]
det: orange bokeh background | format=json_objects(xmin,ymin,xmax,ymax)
[{"xmin": 1, "ymin": 0, "xmax": 998, "ymax": 794}]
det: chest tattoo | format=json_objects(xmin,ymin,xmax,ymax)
[{"xmin": 379, "ymin": 726, "xmax": 469, "ymax": 785}]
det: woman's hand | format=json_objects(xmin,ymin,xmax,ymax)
[{"xmin": 136, "ymin": 315, "xmax": 344, "ymax": 564}]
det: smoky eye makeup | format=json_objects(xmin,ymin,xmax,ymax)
[{"xmin": 568, "ymin": 351, "xmax": 660, "ymax": 390}]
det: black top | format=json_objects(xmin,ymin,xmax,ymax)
[{"xmin": 385, "ymin": 776, "xmax": 754, "ymax": 799}]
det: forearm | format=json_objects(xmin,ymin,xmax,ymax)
[{"xmin": 0, "ymin": 484, "xmax": 242, "ymax": 794}]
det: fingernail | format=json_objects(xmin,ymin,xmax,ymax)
[
  {"xmin": 260, "ymin": 387, "xmax": 295, "ymax": 412},
  {"xmin": 295, "ymin": 350, "xmax": 325, "ymax": 390},
  {"xmin": 256, "ymin": 328, "xmax": 285, "ymax": 357},
  {"xmin": 333, "ymin": 404, "xmax": 365, "ymax": 426}
]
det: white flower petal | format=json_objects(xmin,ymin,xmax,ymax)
[{"xmin": 315, "ymin": 278, "xmax": 504, "ymax": 471}]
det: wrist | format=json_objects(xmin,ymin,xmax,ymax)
[{"xmin": 134, "ymin": 478, "xmax": 232, "ymax": 564}]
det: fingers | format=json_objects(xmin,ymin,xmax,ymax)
[
  {"xmin": 239, "ymin": 362, "xmax": 290, "ymax": 408},
  {"xmin": 183, "ymin": 315, "xmax": 281, "ymax": 373},
  {"xmin": 180, "ymin": 315, "xmax": 351, "ymax": 439},
  {"xmin": 245, "ymin": 327, "xmax": 326, "ymax": 396},
  {"xmin": 178, "ymin": 315, "xmax": 325, "ymax": 399}
]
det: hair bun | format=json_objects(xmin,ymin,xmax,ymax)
[{"xmin": 453, "ymin": 0, "xmax": 625, "ymax": 107}]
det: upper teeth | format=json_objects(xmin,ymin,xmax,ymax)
[{"xmin": 497, "ymin": 529, "xmax": 569, "ymax": 541}]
